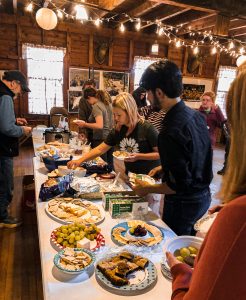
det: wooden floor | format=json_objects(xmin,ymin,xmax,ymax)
[{"xmin": 0, "ymin": 143, "xmax": 225, "ymax": 300}]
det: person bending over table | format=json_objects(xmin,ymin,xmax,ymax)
[
  {"xmin": 133, "ymin": 59, "xmax": 213, "ymax": 236},
  {"xmin": 165, "ymin": 70, "xmax": 246, "ymax": 300},
  {"xmin": 67, "ymin": 92, "xmax": 160, "ymax": 174}
]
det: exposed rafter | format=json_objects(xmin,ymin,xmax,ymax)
[
  {"xmin": 127, "ymin": 1, "xmax": 161, "ymax": 18},
  {"xmin": 150, "ymin": 0, "xmax": 216, "ymax": 13},
  {"xmin": 99, "ymin": 0, "xmax": 127, "ymax": 11}
]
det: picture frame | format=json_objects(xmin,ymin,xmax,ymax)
[
  {"xmin": 69, "ymin": 68, "xmax": 101, "ymax": 91},
  {"xmin": 182, "ymin": 77, "xmax": 214, "ymax": 101},
  {"xmin": 101, "ymin": 71, "xmax": 129, "ymax": 98},
  {"xmin": 68, "ymin": 90, "xmax": 83, "ymax": 113}
]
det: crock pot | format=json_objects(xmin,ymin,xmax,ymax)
[{"xmin": 43, "ymin": 127, "xmax": 71, "ymax": 144}]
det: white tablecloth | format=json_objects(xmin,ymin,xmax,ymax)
[{"xmin": 32, "ymin": 129, "xmax": 175, "ymax": 300}]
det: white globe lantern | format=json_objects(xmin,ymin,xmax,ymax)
[
  {"xmin": 36, "ymin": 8, "xmax": 58, "ymax": 30},
  {"xmin": 236, "ymin": 55, "xmax": 246, "ymax": 67}
]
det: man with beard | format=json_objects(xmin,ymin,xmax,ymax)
[{"xmin": 133, "ymin": 60, "xmax": 213, "ymax": 235}]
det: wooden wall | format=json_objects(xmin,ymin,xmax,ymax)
[{"xmin": 0, "ymin": 13, "xmax": 236, "ymax": 126}]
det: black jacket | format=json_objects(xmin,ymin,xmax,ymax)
[{"xmin": 0, "ymin": 81, "xmax": 20, "ymax": 157}]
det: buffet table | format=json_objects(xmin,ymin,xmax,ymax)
[{"xmin": 32, "ymin": 128, "xmax": 175, "ymax": 300}]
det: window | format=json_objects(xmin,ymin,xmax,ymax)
[
  {"xmin": 133, "ymin": 56, "xmax": 160, "ymax": 90},
  {"xmin": 216, "ymin": 66, "xmax": 237, "ymax": 117},
  {"xmin": 23, "ymin": 44, "xmax": 66, "ymax": 114}
]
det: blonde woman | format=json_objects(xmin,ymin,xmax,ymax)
[
  {"xmin": 166, "ymin": 72, "xmax": 246, "ymax": 300},
  {"xmin": 68, "ymin": 92, "xmax": 160, "ymax": 174},
  {"xmin": 74, "ymin": 88, "xmax": 113, "ymax": 165},
  {"xmin": 199, "ymin": 91, "xmax": 226, "ymax": 147}
]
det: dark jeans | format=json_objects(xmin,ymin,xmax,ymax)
[
  {"xmin": 91, "ymin": 139, "xmax": 114, "ymax": 169},
  {"xmin": 163, "ymin": 188, "xmax": 211, "ymax": 236},
  {"xmin": 0, "ymin": 157, "xmax": 14, "ymax": 220}
]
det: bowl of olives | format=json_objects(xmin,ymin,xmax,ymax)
[{"xmin": 163, "ymin": 236, "xmax": 203, "ymax": 269}]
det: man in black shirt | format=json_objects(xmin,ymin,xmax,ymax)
[{"xmin": 133, "ymin": 60, "xmax": 213, "ymax": 235}]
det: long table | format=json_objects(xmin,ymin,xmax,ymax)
[{"xmin": 32, "ymin": 129, "xmax": 174, "ymax": 300}]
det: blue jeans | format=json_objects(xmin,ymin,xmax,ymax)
[
  {"xmin": 163, "ymin": 188, "xmax": 211, "ymax": 236},
  {"xmin": 0, "ymin": 157, "xmax": 14, "ymax": 220}
]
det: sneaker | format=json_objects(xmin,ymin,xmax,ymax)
[{"xmin": 0, "ymin": 216, "xmax": 22, "ymax": 228}]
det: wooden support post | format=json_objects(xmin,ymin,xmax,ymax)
[
  {"xmin": 89, "ymin": 34, "xmax": 94, "ymax": 65},
  {"xmin": 128, "ymin": 40, "xmax": 134, "ymax": 69}
]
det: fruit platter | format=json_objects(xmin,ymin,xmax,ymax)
[
  {"xmin": 111, "ymin": 220, "xmax": 163, "ymax": 247},
  {"xmin": 95, "ymin": 251, "xmax": 157, "ymax": 295},
  {"xmin": 50, "ymin": 222, "xmax": 105, "ymax": 252}
]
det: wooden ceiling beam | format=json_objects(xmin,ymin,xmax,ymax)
[
  {"xmin": 150, "ymin": 0, "xmax": 216, "ymax": 13},
  {"xmin": 141, "ymin": 6, "xmax": 190, "ymax": 29},
  {"xmin": 127, "ymin": 1, "xmax": 162, "ymax": 18},
  {"xmin": 229, "ymin": 19, "xmax": 246, "ymax": 31},
  {"xmin": 230, "ymin": 27, "xmax": 246, "ymax": 37},
  {"xmin": 98, "ymin": 0, "xmax": 127, "ymax": 11},
  {"xmin": 183, "ymin": 13, "xmax": 217, "ymax": 30}
]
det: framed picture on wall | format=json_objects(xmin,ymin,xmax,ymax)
[
  {"xmin": 0, "ymin": 70, "xmax": 5, "ymax": 80},
  {"xmin": 182, "ymin": 77, "xmax": 214, "ymax": 101},
  {"xmin": 101, "ymin": 71, "xmax": 129, "ymax": 98},
  {"xmin": 68, "ymin": 90, "xmax": 83, "ymax": 113},
  {"xmin": 69, "ymin": 68, "xmax": 101, "ymax": 90}
]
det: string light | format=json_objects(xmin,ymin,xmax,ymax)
[
  {"xmin": 57, "ymin": 10, "xmax": 63, "ymax": 19},
  {"xmin": 135, "ymin": 19, "xmax": 141, "ymax": 31},
  {"xmin": 211, "ymin": 46, "xmax": 217, "ymax": 54},
  {"xmin": 175, "ymin": 40, "xmax": 181, "ymax": 48},
  {"xmin": 228, "ymin": 40, "xmax": 235, "ymax": 50},
  {"xmin": 26, "ymin": 2, "xmax": 33, "ymax": 12},
  {"xmin": 193, "ymin": 46, "xmax": 199, "ymax": 54},
  {"xmin": 120, "ymin": 23, "xmax": 125, "ymax": 32},
  {"xmin": 18, "ymin": 0, "xmax": 246, "ymax": 57},
  {"xmin": 94, "ymin": 18, "xmax": 100, "ymax": 27}
]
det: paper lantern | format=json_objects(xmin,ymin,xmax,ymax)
[
  {"xmin": 236, "ymin": 55, "xmax": 246, "ymax": 67},
  {"xmin": 36, "ymin": 8, "xmax": 58, "ymax": 30}
]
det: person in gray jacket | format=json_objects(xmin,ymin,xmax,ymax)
[{"xmin": 0, "ymin": 70, "xmax": 32, "ymax": 228}]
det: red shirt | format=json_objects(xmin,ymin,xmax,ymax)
[
  {"xmin": 170, "ymin": 195, "xmax": 246, "ymax": 300},
  {"xmin": 199, "ymin": 105, "xmax": 226, "ymax": 146}
]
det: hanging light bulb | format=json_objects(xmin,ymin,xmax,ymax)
[
  {"xmin": 120, "ymin": 23, "xmax": 125, "ymax": 32},
  {"xmin": 135, "ymin": 19, "xmax": 141, "ymax": 31},
  {"xmin": 239, "ymin": 47, "xmax": 245, "ymax": 55},
  {"xmin": 211, "ymin": 46, "xmax": 217, "ymax": 55},
  {"xmin": 151, "ymin": 41, "xmax": 159, "ymax": 55},
  {"xmin": 94, "ymin": 18, "xmax": 100, "ymax": 27},
  {"xmin": 26, "ymin": 2, "xmax": 33, "ymax": 12},
  {"xmin": 193, "ymin": 46, "xmax": 199, "ymax": 54},
  {"xmin": 175, "ymin": 40, "xmax": 181, "ymax": 48},
  {"xmin": 75, "ymin": 5, "xmax": 88, "ymax": 21},
  {"xmin": 228, "ymin": 40, "xmax": 235, "ymax": 50},
  {"xmin": 158, "ymin": 27, "xmax": 163, "ymax": 36},
  {"xmin": 57, "ymin": 10, "xmax": 63, "ymax": 19}
]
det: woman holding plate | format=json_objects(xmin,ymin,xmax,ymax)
[{"xmin": 68, "ymin": 92, "xmax": 160, "ymax": 174}]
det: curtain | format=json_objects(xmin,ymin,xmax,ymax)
[
  {"xmin": 133, "ymin": 56, "xmax": 160, "ymax": 90},
  {"xmin": 216, "ymin": 66, "xmax": 237, "ymax": 117},
  {"xmin": 22, "ymin": 44, "xmax": 66, "ymax": 114}
]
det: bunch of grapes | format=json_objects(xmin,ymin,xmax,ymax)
[
  {"xmin": 55, "ymin": 222, "xmax": 101, "ymax": 248},
  {"xmin": 129, "ymin": 225, "xmax": 147, "ymax": 237}
]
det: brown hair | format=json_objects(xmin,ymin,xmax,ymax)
[
  {"xmin": 96, "ymin": 90, "xmax": 112, "ymax": 106},
  {"xmin": 219, "ymin": 71, "xmax": 246, "ymax": 203},
  {"xmin": 201, "ymin": 91, "xmax": 216, "ymax": 103}
]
